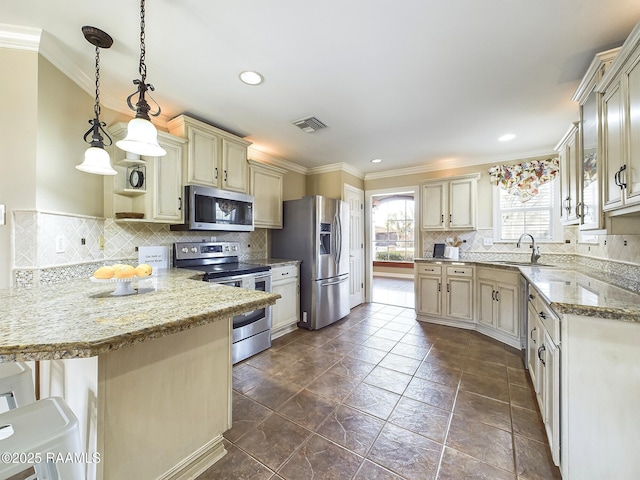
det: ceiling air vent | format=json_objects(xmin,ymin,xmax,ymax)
[{"xmin": 292, "ymin": 116, "xmax": 328, "ymax": 133}]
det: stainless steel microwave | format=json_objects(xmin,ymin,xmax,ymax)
[{"xmin": 170, "ymin": 185, "xmax": 254, "ymax": 231}]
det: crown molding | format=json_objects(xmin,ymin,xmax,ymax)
[
  {"xmin": 0, "ymin": 23, "xmax": 41, "ymax": 51},
  {"xmin": 364, "ymin": 150, "xmax": 557, "ymax": 181},
  {"xmin": 247, "ymin": 147, "xmax": 307, "ymax": 175},
  {"xmin": 307, "ymin": 162, "xmax": 364, "ymax": 179}
]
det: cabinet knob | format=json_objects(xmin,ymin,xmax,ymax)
[{"xmin": 539, "ymin": 311, "xmax": 547, "ymax": 319}]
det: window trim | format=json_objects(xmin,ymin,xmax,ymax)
[{"xmin": 492, "ymin": 179, "xmax": 562, "ymax": 243}]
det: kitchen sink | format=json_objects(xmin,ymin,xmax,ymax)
[{"xmin": 493, "ymin": 261, "xmax": 557, "ymax": 267}]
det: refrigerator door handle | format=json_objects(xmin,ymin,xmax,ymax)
[
  {"xmin": 335, "ymin": 212, "xmax": 342, "ymax": 265},
  {"xmin": 321, "ymin": 276, "xmax": 349, "ymax": 287}
]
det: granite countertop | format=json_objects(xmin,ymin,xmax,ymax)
[
  {"xmin": 0, "ymin": 268, "xmax": 280, "ymax": 362},
  {"xmin": 254, "ymin": 258, "xmax": 302, "ymax": 267},
  {"xmin": 414, "ymin": 258, "xmax": 640, "ymax": 323}
]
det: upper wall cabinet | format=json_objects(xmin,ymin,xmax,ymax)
[
  {"xmin": 167, "ymin": 114, "xmax": 251, "ymax": 194},
  {"xmin": 572, "ymin": 47, "xmax": 620, "ymax": 231},
  {"xmin": 248, "ymin": 160, "xmax": 286, "ymax": 229},
  {"xmin": 421, "ymin": 174, "xmax": 479, "ymax": 231},
  {"xmin": 598, "ymin": 22, "xmax": 640, "ymax": 216},
  {"xmin": 105, "ymin": 124, "xmax": 187, "ymax": 224},
  {"xmin": 555, "ymin": 122, "xmax": 580, "ymax": 225}
]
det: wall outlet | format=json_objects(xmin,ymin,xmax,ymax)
[
  {"xmin": 483, "ymin": 238, "xmax": 494, "ymax": 246},
  {"xmin": 55, "ymin": 234, "xmax": 66, "ymax": 253},
  {"xmin": 0, "ymin": 204, "xmax": 5, "ymax": 226}
]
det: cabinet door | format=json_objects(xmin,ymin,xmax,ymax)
[
  {"xmin": 496, "ymin": 281, "xmax": 519, "ymax": 336},
  {"xmin": 580, "ymin": 90, "xmax": 602, "ymax": 229},
  {"xmin": 477, "ymin": 279, "xmax": 496, "ymax": 327},
  {"xmin": 527, "ymin": 302, "xmax": 540, "ymax": 390},
  {"xmin": 445, "ymin": 277, "xmax": 473, "ymax": 321},
  {"xmin": 625, "ymin": 54, "xmax": 640, "ymax": 205},
  {"xmin": 187, "ymin": 125, "xmax": 220, "ymax": 187},
  {"xmin": 272, "ymin": 277, "xmax": 299, "ymax": 331},
  {"xmin": 153, "ymin": 135, "xmax": 184, "ymax": 222},
  {"xmin": 416, "ymin": 275, "xmax": 441, "ymax": 316},
  {"xmin": 250, "ymin": 165, "xmax": 283, "ymax": 228},
  {"xmin": 559, "ymin": 124, "xmax": 580, "ymax": 224},
  {"xmin": 541, "ymin": 328, "xmax": 561, "ymax": 466},
  {"xmin": 222, "ymin": 139, "xmax": 248, "ymax": 193},
  {"xmin": 602, "ymin": 82, "xmax": 625, "ymax": 211},
  {"xmin": 421, "ymin": 182, "xmax": 446, "ymax": 230},
  {"xmin": 448, "ymin": 178, "xmax": 476, "ymax": 230}
]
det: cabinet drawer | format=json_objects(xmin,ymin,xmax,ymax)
[
  {"xmin": 416, "ymin": 264, "xmax": 442, "ymax": 276},
  {"xmin": 272, "ymin": 265, "xmax": 298, "ymax": 281},
  {"xmin": 446, "ymin": 266, "xmax": 474, "ymax": 277},
  {"xmin": 528, "ymin": 289, "xmax": 560, "ymax": 343}
]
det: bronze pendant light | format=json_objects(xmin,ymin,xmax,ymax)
[
  {"xmin": 116, "ymin": 0, "xmax": 166, "ymax": 157},
  {"xmin": 76, "ymin": 26, "xmax": 117, "ymax": 175}
]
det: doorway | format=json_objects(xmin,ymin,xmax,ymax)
[{"xmin": 365, "ymin": 186, "xmax": 419, "ymax": 308}]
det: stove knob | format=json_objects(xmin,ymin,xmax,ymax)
[
  {"xmin": 191, "ymin": 247, "xmax": 198, "ymax": 253},
  {"xmin": 224, "ymin": 245, "xmax": 230, "ymax": 251},
  {"xmin": 181, "ymin": 247, "xmax": 189, "ymax": 254},
  {"xmin": 232, "ymin": 245, "xmax": 238, "ymax": 251}
]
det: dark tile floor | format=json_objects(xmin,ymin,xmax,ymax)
[{"xmin": 196, "ymin": 303, "xmax": 562, "ymax": 480}]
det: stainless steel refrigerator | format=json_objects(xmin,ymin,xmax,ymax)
[{"xmin": 271, "ymin": 196, "xmax": 350, "ymax": 330}]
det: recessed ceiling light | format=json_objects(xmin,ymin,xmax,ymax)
[
  {"xmin": 498, "ymin": 133, "xmax": 516, "ymax": 142},
  {"xmin": 371, "ymin": 158, "xmax": 382, "ymax": 164},
  {"xmin": 239, "ymin": 71, "xmax": 264, "ymax": 85}
]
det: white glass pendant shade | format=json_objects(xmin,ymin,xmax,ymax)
[
  {"xmin": 76, "ymin": 146, "xmax": 117, "ymax": 175},
  {"xmin": 116, "ymin": 117, "xmax": 166, "ymax": 156}
]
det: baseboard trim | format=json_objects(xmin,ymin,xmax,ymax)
[{"xmin": 156, "ymin": 435, "xmax": 227, "ymax": 480}]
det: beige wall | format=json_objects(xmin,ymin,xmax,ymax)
[
  {"xmin": 282, "ymin": 169, "xmax": 306, "ymax": 201},
  {"xmin": 306, "ymin": 169, "xmax": 365, "ymax": 199},
  {"xmin": 36, "ymin": 56, "xmax": 106, "ymax": 216},
  {"xmin": 0, "ymin": 48, "xmax": 39, "ymax": 288}
]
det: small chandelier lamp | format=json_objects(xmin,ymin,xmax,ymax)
[
  {"xmin": 116, "ymin": 0, "xmax": 166, "ymax": 157},
  {"xmin": 76, "ymin": 26, "xmax": 117, "ymax": 175}
]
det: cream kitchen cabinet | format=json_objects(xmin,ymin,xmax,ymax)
[
  {"xmin": 527, "ymin": 286, "xmax": 560, "ymax": 467},
  {"xmin": 249, "ymin": 160, "xmax": 286, "ymax": 229},
  {"xmin": 421, "ymin": 174, "xmax": 479, "ymax": 231},
  {"xmin": 571, "ymin": 47, "xmax": 619, "ymax": 230},
  {"xmin": 555, "ymin": 122, "xmax": 580, "ymax": 224},
  {"xmin": 167, "ymin": 114, "xmax": 251, "ymax": 194},
  {"xmin": 105, "ymin": 124, "xmax": 186, "ymax": 224},
  {"xmin": 477, "ymin": 267, "xmax": 521, "ymax": 348},
  {"xmin": 270, "ymin": 264, "xmax": 300, "ymax": 339},
  {"xmin": 598, "ymin": 23, "xmax": 640, "ymax": 217},
  {"xmin": 415, "ymin": 263, "xmax": 474, "ymax": 326}
]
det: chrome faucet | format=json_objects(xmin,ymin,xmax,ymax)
[{"xmin": 516, "ymin": 233, "xmax": 541, "ymax": 264}]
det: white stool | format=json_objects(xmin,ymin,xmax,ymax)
[
  {"xmin": 0, "ymin": 397, "xmax": 84, "ymax": 480},
  {"xmin": 0, "ymin": 362, "xmax": 36, "ymax": 410}
]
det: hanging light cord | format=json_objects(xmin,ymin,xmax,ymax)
[
  {"xmin": 84, "ymin": 44, "xmax": 112, "ymax": 147},
  {"xmin": 138, "ymin": 0, "xmax": 147, "ymax": 83},
  {"xmin": 125, "ymin": 0, "xmax": 162, "ymax": 119}
]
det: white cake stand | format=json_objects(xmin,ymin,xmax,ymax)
[{"xmin": 90, "ymin": 276, "xmax": 144, "ymax": 296}]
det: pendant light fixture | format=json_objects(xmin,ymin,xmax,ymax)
[
  {"xmin": 116, "ymin": 0, "xmax": 166, "ymax": 157},
  {"xmin": 76, "ymin": 26, "xmax": 117, "ymax": 175}
]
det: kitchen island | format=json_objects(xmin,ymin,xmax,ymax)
[{"xmin": 0, "ymin": 268, "xmax": 280, "ymax": 480}]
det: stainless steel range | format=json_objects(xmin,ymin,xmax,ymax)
[{"xmin": 173, "ymin": 241, "xmax": 272, "ymax": 364}]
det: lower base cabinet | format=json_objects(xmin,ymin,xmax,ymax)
[
  {"xmin": 415, "ymin": 264, "xmax": 474, "ymax": 326},
  {"xmin": 477, "ymin": 267, "xmax": 522, "ymax": 348},
  {"xmin": 271, "ymin": 264, "xmax": 300, "ymax": 339}
]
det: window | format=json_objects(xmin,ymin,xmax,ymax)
[
  {"xmin": 372, "ymin": 194, "xmax": 415, "ymax": 262},
  {"xmin": 494, "ymin": 179, "xmax": 560, "ymax": 242}
]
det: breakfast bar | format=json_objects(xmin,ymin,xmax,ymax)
[{"xmin": 0, "ymin": 269, "xmax": 280, "ymax": 480}]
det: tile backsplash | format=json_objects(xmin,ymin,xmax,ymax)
[
  {"xmin": 12, "ymin": 210, "xmax": 640, "ymax": 288},
  {"xmin": 12, "ymin": 211, "xmax": 268, "ymax": 287}
]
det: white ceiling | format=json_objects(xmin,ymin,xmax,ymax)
[{"xmin": 3, "ymin": 0, "xmax": 640, "ymax": 175}]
